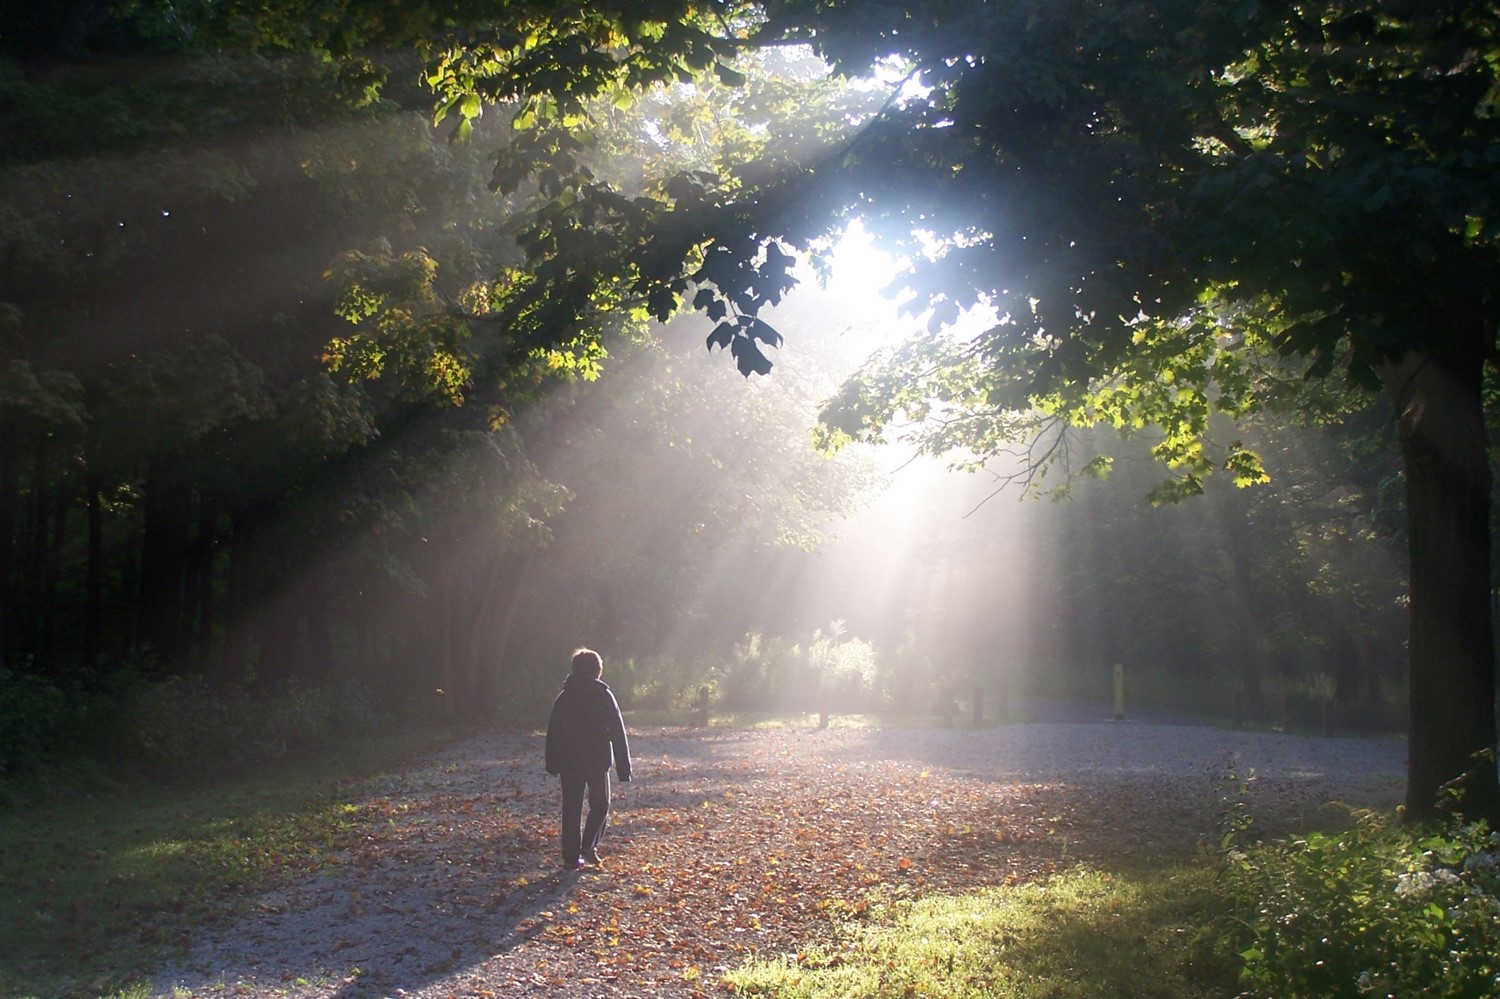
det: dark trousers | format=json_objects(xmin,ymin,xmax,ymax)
[{"xmin": 559, "ymin": 770, "xmax": 610, "ymax": 862}]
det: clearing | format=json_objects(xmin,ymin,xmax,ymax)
[{"xmin": 148, "ymin": 720, "xmax": 1403, "ymax": 998}]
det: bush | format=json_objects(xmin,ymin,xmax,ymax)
[
  {"xmin": 1227, "ymin": 810, "xmax": 1500, "ymax": 999},
  {"xmin": 718, "ymin": 633, "xmax": 798, "ymax": 712},
  {"xmin": 119, "ymin": 677, "xmax": 385, "ymax": 780},
  {"xmin": 0, "ymin": 666, "xmax": 68, "ymax": 776},
  {"xmin": 614, "ymin": 653, "xmax": 700, "ymax": 712},
  {"xmin": 0, "ymin": 665, "xmax": 388, "ymax": 786},
  {"xmin": 717, "ymin": 625, "xmax": 882, "ymax": 715}
]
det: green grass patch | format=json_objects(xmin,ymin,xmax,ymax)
[
  {"xmin": 724, "ymin": 864, "xmax": 1240, "ymax": 999},
  {"xmin": 0, "ymin": 727, "xmax": 468, "ymax": 999}
]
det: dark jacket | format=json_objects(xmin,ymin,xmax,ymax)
[{"xmin": 545, "ymin": 673, "xmax": 631, "ymax": 779}]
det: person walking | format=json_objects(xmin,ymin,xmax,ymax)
[{"xmin": 545, "ymin": 647, "xmax": 632, "ymax": 869}]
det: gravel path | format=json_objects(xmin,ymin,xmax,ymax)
[{"xmin": 149, "ymin": 721, "xmax": 1404, "ymax": 999}]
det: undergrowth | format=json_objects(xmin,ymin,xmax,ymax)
[
  {"xmin": 0, "ymin": 667, "xmax": 385, "ymax": 790},
  {"xmin": 1226, "ymin": 810, "xmax": 1500, "ymax": 998}
]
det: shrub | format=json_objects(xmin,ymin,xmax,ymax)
[
  {"xmin": 106, "ymin": 675, "xmax": 385, "ymax": 781},
  {"xmin": 0, "ymin": 666, "xmax": 68, "ymax": 776},
  {"xmin": 327, "ymin": 678, "xmax": 381, "ymax": 733},
  {"xmin": 0, "ymin": 663, "xmax": 387, "ymax": 788},
  {"xmin": 719, "ymin": 632, "xmax": 801, "ymax": 712},
  {"xmin": 1227, "ymin": 810, "xmax": 1500, "ymax": 999},
  {"xmin": 616, "ymin": 654, "xmax": 698, "ymax": 712},
  {"xmin": 807, "ymin": 622, "xmax": 879, "ymax": 713}
]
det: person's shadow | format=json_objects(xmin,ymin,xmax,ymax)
[{"xmin": 326, "ymin": 865, "xmax": 583, "ymax": 999}]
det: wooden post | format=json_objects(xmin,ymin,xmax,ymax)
[
  {"xmin": 696, "ymin": 686, "xmax": 710, "ymax": 728},
  {"xmin": 1113, "ymin": 663, "xmax": 1125, "ymax": 721}
]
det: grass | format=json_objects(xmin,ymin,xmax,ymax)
[
  {"xmin": 0, "ymin": 727, "xmax": 468, "ymax": 999},
  {"xmin": 723, "ymin": 863, "xmax": 1242, "ymax": 999}
]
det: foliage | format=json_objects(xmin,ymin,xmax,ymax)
[
  {"xmin": 1226, "ymin": 812, "xmax": 1500, "ymax": 999},
  {"xmin": 628, "ymin": 624, "xmax": 881, "ymax": 717},
  {"xmin": 718, "ymin": 631, "xmax": 802, "ymax": 711},
  {"xmin": 120, "ymin": 677, "xmax": 383, "ymax": 780},
  {"xmin": 0, "ymin": 667, "xmax": 69, "ymax": 777},
  {"xmin": 806, "ymin": 619, "xmax": 879, "ymax": 710},
  {"xmin": 0, "ymin": 662, "xmax": 163, "ymax": 780},
  {"xmin": 603, "ymin": 621, "xmax": 882, "ymax": 720},
  {"xmin": 0, "ymin": 1, "xmax": 894, "ymax": 757},
  {"xmin": 0, "ymin": 669, "xmax": 382, "ymax": 789},
  {"xmin": 610, "ymin": 653, "xmax": 706, "ymax": 713}
]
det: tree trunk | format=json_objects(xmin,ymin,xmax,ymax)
[
  {"xmin": 193, "ymin": 511, "xmax": 218, "ymax": 661},
  {"xmin": 1383, "ymin": 350, "xmax": 1499, "ymax": 823},
  {"xmin": 84, "ymin": 465, "xmax": 103, "ymax": 666},
  {"xmin": 436, "ymin": 563, "xmax": 456, "ymax": 719},
  {"xmin": 23, "ymin": 433, "xmax": 49, "ymax": 666},
  {"xmin": 180, "ymin": 512, "xmax": 208, "ymax": 668},
  {"xmin": 0, "ymin": 414, "xmax": 18, "ymax": 666},
  {"xmin": 138, "ymin": 460, "xmax": 192, "ymax": 668},
  {"xmin": 478, "ymin": 549, "xmax": 537, "ymax": 713},
  {"xmin": 1221, "ymin": 521, "xmax": 1269, "ymax": 714},
  {"xmin": 302, "ymin": 562, "xmax": 334, "ymax": 687},
  {"xmin": 460, "ymin": 551, "xmax": 507, "ymax": 715},
  {"xmin": 213, "ymin": 517, "xmax": 253, "ymax": 687},
  {"xmin": 40, "ymin": 471, "xmax": 67, "ymax": 671},
  {"xmin": 254, "ymin": 599, "xmax": 298, "ymax": 689}
]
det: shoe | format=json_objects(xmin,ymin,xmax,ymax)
[{"xmin": 582, "ymin": 850, "xmax": 602, "ymax": 865}]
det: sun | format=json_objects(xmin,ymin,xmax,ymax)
[
  {"xmin": 812, "ymin": 220, "xmax": 998, "ymax": 357},
  {"xmin": 815, "ymin": 220, "xmax": 912, "ymax": 345}
]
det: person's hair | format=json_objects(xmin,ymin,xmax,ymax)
[{"xmin": 571, "ymin": 647, "xmax": 603, "ymax": 677}]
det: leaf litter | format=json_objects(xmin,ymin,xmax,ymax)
[{"xmin": 148, "ymin": 722, "xmax": 1403, "ymax": 998}]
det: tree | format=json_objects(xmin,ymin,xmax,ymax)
[
  {"xmin": 0, "ymin": 3, "xmax": 576, "ymax": 699},
  {"xmin": 786, "ymin": 0, "xmax": 1500, "ymax": 822},
  {"xmin": 399, "ymin": 0, "xmax": 1498, "ymax": 820}
]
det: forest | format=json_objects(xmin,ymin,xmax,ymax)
[{"xmin": 0, "ymin": 0, "xmax": 1495, "ymax": 820}]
